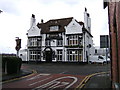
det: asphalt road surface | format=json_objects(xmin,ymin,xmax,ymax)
[
  {"xmin": 2, "ymin": 63, "xmax": 110, "ymax": 89},
  {"xmin": 22, "ymin": 63, "xmax": 110, "ymax": 75}
]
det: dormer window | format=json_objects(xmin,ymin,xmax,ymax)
[{"xmin": 50, "ymin": 26, "xmax": 59, "ymax": 31}]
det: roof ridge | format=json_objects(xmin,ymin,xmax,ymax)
[{"xmin": 49, "ymin": 17, "xmax": 73, "ymax": 21}]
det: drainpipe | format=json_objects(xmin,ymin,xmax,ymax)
[
  {"xmin": 82, "ymin": 28, "xmax": 86, "ymax": 63},
  {"xmin": 64, "ymin": 32, "xmax": 65, "ymax": 62}
]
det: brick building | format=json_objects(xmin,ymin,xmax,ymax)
[{"xmin": 104, "ymin": 1, "xmax": 120, "ymax": 89}]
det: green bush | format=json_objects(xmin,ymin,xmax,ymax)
[{"xmin": 2, "ymin": 56, "xmax": 22, "ymax": 74}]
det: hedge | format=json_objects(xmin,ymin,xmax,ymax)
[{"xmin": 2, "ymin": 56, "xmax": 22, "ymax": 74}]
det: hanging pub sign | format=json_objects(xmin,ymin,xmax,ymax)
[{"xmin": 15, "ymin": 38, "xmax": 21, "ymax": 51}]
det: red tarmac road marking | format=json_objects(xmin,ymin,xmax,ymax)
[{"xmin": 2, "ymin": 73, "xmax": 86, "ymax": 89}]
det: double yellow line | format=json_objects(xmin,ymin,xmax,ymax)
[
  {"xmin": 2, "ymin": 70, "xmax": 37, "ymax": 84},
  {"xmin": 75, "ymin": 71, "xmax": 109, "ymax": 89}
]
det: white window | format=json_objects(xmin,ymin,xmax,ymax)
[
  {"xmin": 57, "ymin": 50, "xmax": 62, "ymax": 61},
  {"xmin": 37, "ymin": 38, "xmax": 41, "ymax": 46},
  {"xmin": 45, "ymin": 40, "xmax": 51, "ymax": 46},
  {"xmin": 68, "ymin": 35, "xmax": 78, "ymax": 46},
  {"xmin": 29, "ymin": 51, "xmax": 41, "ymax": 61},
  {"xmin": 50, "ymin": 26, "xmax": 59, "ymax": 31},
  {"xmin": 67, "ymin": 50, "xmax": 83, "ymax": 62},
  {"xmin": 57, "ymin": 40, "xmax": 63, "ymax": 46},
  {"xmin": 28, "ymin": 38, "xmax": 41, "ymax": 47}
]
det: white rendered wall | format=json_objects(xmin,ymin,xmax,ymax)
[
  {"xmin": 65, "ymin": 19, "xmax": 83, "ymax": 34},
  {"xmin": 27, "ymin": 15, "xmax": 41, "ymax": 37},
  {"xmin": 19, "ymin": 49, "xmax": 27, "ymax": 61},
  {"xmin": 41, "ymin": 34, "xmax": 46, "ymax": 47},
  {"xmin": 89, "ymin": 38, "xmax": 94, "ymax": 56},
  {"xmin": 28, "ymin": 26, "xmax": 41, "ymax": 37},
  {"xmin": 83, "ymin": 32, "xmax": 94, "ymax": 62},
  {"xmin": 84, "ymin": 11, "xmax": 91, "ymax": 33},
  {"xmin": 84, "ymin": 11, "xmax": 88, "ymax": 30},
  {"xmin": 51, "ymin": 40, "xmax": 56, "ymax": 46},
  {"xmin": 88, "ymin": 17, "xmax": 91, "ymax": 33},
  {"xmin": 94, "ymin": 47, "xmax": 107, "ymax": 56}
]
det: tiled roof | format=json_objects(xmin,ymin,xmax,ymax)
[
  {"xmin": 78, "ymin": 21, "xmax": 84, "ymax": 26},
  {"xmin": 37, "ymin": 17, "xmax": 73, "ymax": 34}
]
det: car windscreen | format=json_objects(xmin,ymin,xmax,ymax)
[{"xmin": 98, "ymin": 56, "xmax": 104, "ymax": 59}]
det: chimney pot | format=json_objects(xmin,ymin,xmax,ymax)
[
  {"xmin": 85, "ymin": 7, "xmax": 87, "ymax": 12},
  {"xmin": 32, "ymin": 14, "xmax": 35, "ymax": 18},
  {"xmin": 41, "ymin": 19, "xmax": 44, "ymax": 23}
]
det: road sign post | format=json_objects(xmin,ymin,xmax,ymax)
[{"xmin": 100, "ymin": 35, "xmax": 109, "ymax": 62}]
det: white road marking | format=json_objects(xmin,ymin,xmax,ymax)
[
  {"xmin": 33, "ymin": 76, "xmax": 78, "ymax": 89},
  {"xmin": 49, "ymin": 81, "xmax": 70, "ymax": 89},
  {"xmin": 59, "ymin": 71, "xmax": 67, "ymax": 74},
  {"xmin": 26, "ymin": 73, "xmax": 50, "ymax": 81},
  {"xmin": 29, "ymin": 76, "xmax": 53, "ymax": 86}
]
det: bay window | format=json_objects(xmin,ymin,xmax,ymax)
[{"xmin": 68, "ymin": 35, "xmax": 78, "ymax": 46}]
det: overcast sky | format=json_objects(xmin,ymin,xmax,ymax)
[{"xmin": 0, "ymin": 0, "xmax": 109, "ymax": 54}]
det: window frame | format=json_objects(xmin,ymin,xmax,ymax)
[
  {"xmin": 56, "ymin": 50, "xmax": 63, "ymax": 61},
  {"xmin": 29, "ymin": 50, "xmax": 41, "ymax": 61},
  {"xmin": 67, "ymin": 50, "xmax": 83, "ymax": 62},
  {"xmin": 45, "ymin": 40, "xmax": 51, "ymax": 46},
  {"xmin": 28, "ymin": 37, "xmax": 41, "ymax": 47},
  {"xmin": 68, "ymin": 35, "xmax": 79, "ymax": 46},
  {"xmin": 50, "ymin": 26, "xmax": 59, "ymax": 31},
  {"xmin": 57, "ymin": 40, "xmax": 63, "ymax": 46}
]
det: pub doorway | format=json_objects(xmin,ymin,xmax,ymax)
[{"xmin": 44, "ymin": 47, "xmax": 53, "ymax": 63}]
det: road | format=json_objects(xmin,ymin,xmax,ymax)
[
  {"xmin": 2, "ymin": 63, "xmax": 110, "ymax": 89},
  {"xmin": 22, "ymin": 63, "xmax": 110, "ymax": 75}
]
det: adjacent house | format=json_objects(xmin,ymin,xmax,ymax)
[{"xmin": 27, "ymin": 8, "xmax": 94, "ymax": 63}]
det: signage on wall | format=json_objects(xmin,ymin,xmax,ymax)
[
  {"xmin": 49, "ymin": 34, "xmax": 59, "ymax": 38},
  {"xmin": 47, "ymin": 34, "xmax": 62, "ymax": 39},
  {"xmin": 72, "ymin": 51, "xmax": 75, "ymax": 54}
]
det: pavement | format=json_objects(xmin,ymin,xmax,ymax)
[
  {"xmin": 2, "ymin": 69, "xmax": 33, "ymax": 82},
  {"xmin": 2, "ymin": 64, "xmax": 112, "ymax": 89},
  {"xmin": 82, "ymin": 72, "xmax": 111, "ymax": 89}
]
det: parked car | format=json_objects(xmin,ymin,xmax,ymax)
[
  {"xmin": 107, "ymin": 56, "xmax": 110, "ymax": 62},
  {"xmin": 89, "ymin": 55, "xmax": 107, "ymax": 64},
  {"xmin": 102, "ymin": 55, "xmax": 111, "ymax": 63}
]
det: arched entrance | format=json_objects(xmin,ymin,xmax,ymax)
[{"xmin": 44, "ymin": 47, "xmax": 53, "ymax": 63}]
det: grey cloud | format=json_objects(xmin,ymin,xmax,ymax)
[
  {"xmin": 0, "ymin": 0, "xmax": 19, "ymax": 15},
  {"xmin": 37, "ymin": 0, "xmax": 79, "ymax": 5},
  {"xmin": 64, "ymin": 0, "xmax": 79, "ymax": 5}
]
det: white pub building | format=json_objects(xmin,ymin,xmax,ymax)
[{"xmin": 27, "ymin": 8, "xmax": 94, "ymax": 63}]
